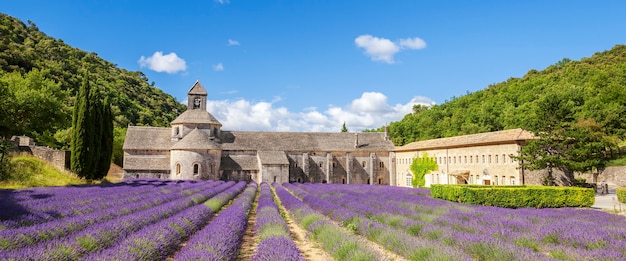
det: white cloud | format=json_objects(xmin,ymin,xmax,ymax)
[
  {"xmin": 206, "ymin": 92, "xmax": 435, "ymax": 132},
  {"xmin": 215, "ymin": 0, "xmax": 230, "ymax": 4},
  {"xmin": 228, "ymin": 39, "xmax": 240, "ymax": 46},
  {"xmin": 138, "ymin": 51, "xmax": 187, "ymax": 73},
  {"xmin": 355, "ymin": 35, "xmax": 426, "ymax": 64},
  {"xmin": 399, "ymin": 37, "xmax": 427, "ymax": 50},
  {"xmin": 213, "ymin": 63, "xmax": 224, "ymax": 71}
]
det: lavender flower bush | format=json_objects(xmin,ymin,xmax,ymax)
[
  {"xmin": 0, "ymin": 180, "xmax": 235, "ymax": 260},
  {"xmin": 174, "ymin": 182, "xmax": 257, "ymax": 261},
  {"xmin": 251, "ymin": 182, "xmax": 303, "ymax": 261},
  {"xmin": 83, "ymin": 181, "xmax": 248, "ymax": 261},
  {"xmin": 273, "ymin": 183, "xmax": 379, "ymax": 261},
  {"xmin": 292, "ymin": 183, "xmax": 626, "ymax": 260}
]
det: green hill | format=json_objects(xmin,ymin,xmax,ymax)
[
  {"xmin": 0, "ymin": 13, "xmax": 186, "ymax": 150},
  {"xmin": 385, "ymin": 45, "xmax": 626, "ymax": 146}
]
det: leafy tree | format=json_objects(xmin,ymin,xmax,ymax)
[
  {"xmin": 409, "ymin": 152, "xmax": 438, "ymax": 188},
  {"xmin": 516, "ymin": 90, "xmax": 619, "ymax": 185},
  {"xmin": 341, "ymin": 122, "xmax": 348, "ymax": 132}
]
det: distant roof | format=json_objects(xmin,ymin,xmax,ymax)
[
  {"xmin": 171, "ymin": 109, "xmax": 222, "ymax": 126},
  {"xmin": 170, "ymin": 128, "xmax": 220, "ymax": 150},
  {"xmin": 123, "ymin": 126, "xmax": 172, "ymax": 150},
  {"xmin": 188, "ymin": 81, "xmax": 207, "ymax": 95},
  {"xmin": 220, "ymin": 131, "xmax": 394, "ymax": 152},
  {"xmin": 220, "ymin": 155, "xmax": 258, "ymax": 171},
  {"xmin": 395, "ymin": 128, "xmax": 535, "ymax": 152},
  {"xmin": 258, "ymin": 151, "xmax": 289, "ymax": 165}
]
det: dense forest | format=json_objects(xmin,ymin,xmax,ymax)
[
  {"xmin": 379, "ymin": 45, "xmax": 626, "ymax": 147},
  {"xmin": 0, "ymin": 13, "xmax": 186, "ymax": 164}
]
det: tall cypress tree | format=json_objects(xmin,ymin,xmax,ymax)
[
  {"xmin": 88, "ymin": 86, "xmax": 102, "ymax": 180},
  {"xmin": 71, "ymin": 73, "xmax": 92, "ymax": 178},
  {"xmin": 95, "ymin": 97, "xmax": 113, "ymax": 179}
]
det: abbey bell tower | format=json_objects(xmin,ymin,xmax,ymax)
[{"xmin": 188, "ymin": 80, "xmax": 207, "ymax": 110}]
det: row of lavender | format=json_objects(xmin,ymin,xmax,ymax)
[
  {"xmin": 252, "ymin": 182, "xmax": 304, "ymax": 261},
  {"xmin": 290, "ymin": 183, "xmax": 626, "ymax": 260},
  {"xmin": 0, "ymin": 178, "xmax": 196, "ymax": 228},
  {"xmin": 273, "ymin": 183, "xmax": 381, "ymax": 260},
  {"xmin": 0, "ymin": 179, "xmax": 251, "ymax": 260}
]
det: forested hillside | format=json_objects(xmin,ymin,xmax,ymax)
[
  {"xmin": 385, "ymin": 45, "xmax": 626, "ymax": 146},
  {"xmin": 0, "ymin": 13, "xmax": 186, "ymax": 151}
]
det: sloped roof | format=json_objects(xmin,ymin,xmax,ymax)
[
  {"xmin": 171, "ymin": 109, "xmax": 222, "ymax": 125},
  {"xmin": 220, "ymin": 155, "xmax": 258, "ymax": 170},
  {"xmin": 258, "ymin": 151, "xmax": 289, "ymax": 165},
  {"xmin": 188, "ymin": 81, "xmax": 207, "ymax": 95},
  {"xmin": 123, "ymin": 126, "xmax": 172, "ymax": 150},
  {"xmin": 220, "ymin": 131, "xmax": 394, "ymax": 152},
  {"xmin": 123, "ymin": 155, "xmax": 170, "ymax": 170},
  {"xmin": 170, "ymin": 128, "xmax": 220, "ymax": 150},
  {"xmin": 395, "ymin": 128, "xmax": 535, "ymax": 152}
]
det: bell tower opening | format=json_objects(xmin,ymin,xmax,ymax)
[{"xmin": 187, "ymin": 81, "xmax": 207, "ymax": 110}]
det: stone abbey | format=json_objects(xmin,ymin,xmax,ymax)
[{"xmin": 123, "ymin": 81, "xmax": 533, "ymax": 187}]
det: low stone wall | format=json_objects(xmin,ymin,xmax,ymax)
[
  {"xmin": 524, "ymin": 166, "xmax": 626, "ymax": 187},
  {"xmin": 10, "ymin": 136, "xmax": 70, "ymax": 173}
]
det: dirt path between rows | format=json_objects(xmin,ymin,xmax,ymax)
[
  {"xmin": 275, "ymin": 187, "xmax": 406, "ymax": 261},
  {"xmin": 237, "ymin": 190, "xmax": 259, "ymax": 260}
]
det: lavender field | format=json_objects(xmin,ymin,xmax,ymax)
[{"xmin": 1, "ymin": 179, "xmax": 625, "ymax": 260}]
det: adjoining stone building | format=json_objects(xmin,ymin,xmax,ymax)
[
  {"xmin": 123, "ymin": 81, "xmax": 396, "ymax": 185},
  {"xmin": 394, "ymin": 129, "xmax": 535, "ymax": 187}
]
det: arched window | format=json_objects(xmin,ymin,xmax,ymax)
[
  {"xmin": 193, "ymin": 164, "xmax": 199, "ymax": 176},
  {"xmin": 362, "ymin": 161, "xmax": 366, "ymax": 167},
  {"xmin": 342, "ymin": 178, "xmax": 345, "ymax": 184},
  {"xmin": 495, "ymin": 154, "xmax": 499, "ymax": 163},
  {"xmin": 176, "ymin": 163, "xmax": 181, "ymax": 175},
  {"xmin": 379, "ymin": 161, "xmax": 384, "ymax": 168},
  {"xmin": 193, "ymin": 97, "xmax": 201, "ymax": 109},
  {"xmin": 502, "ymin": 154, "xmax": 506, "ymax": 164},
  {"xmin": 319, "ymin": 162, "xmax": 323, "ymax": 168},
  {"xmin": 494, "ymin": 175, "xmax": 499, "ymax": 185},
  {"xmin": 378, "ymin": 178, "xmax": 382, "ymax": 185}
]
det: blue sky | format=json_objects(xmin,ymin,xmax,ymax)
[{"xmin": 4, "ymin": 1, "xmax": 626, "ymax": 132}]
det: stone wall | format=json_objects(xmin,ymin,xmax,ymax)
[
  {"xmin": 10, "ymin": 136, "xmax": 70, "ymax": 173},
  {"xmin": 524, "ymin": 166, "xmax": 626, "ymax": 187}
]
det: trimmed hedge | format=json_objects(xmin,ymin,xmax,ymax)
[
  {"xmin": 618, "ymin": 187, "xmax": 626, "ymax": 204},
  {"xmin": 430, "ymin": 185, "xmax": 594, "ymax": 208}
]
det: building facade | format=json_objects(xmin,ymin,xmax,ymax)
[
  {"xmin": 123, "ymin": 81, "xmax": 396, "ymax": 185},
  {"xmin": 394, "ymin": 129, "xmax": 535, "ymax": 187}
]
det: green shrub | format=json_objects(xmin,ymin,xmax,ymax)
[
  {"xmin": 617, "ymin": 187, "xmax": 626, "ymax": 204},
  {"xmin": 430, "ymin": 185, "xmax": 594, "ymax": 208}
]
